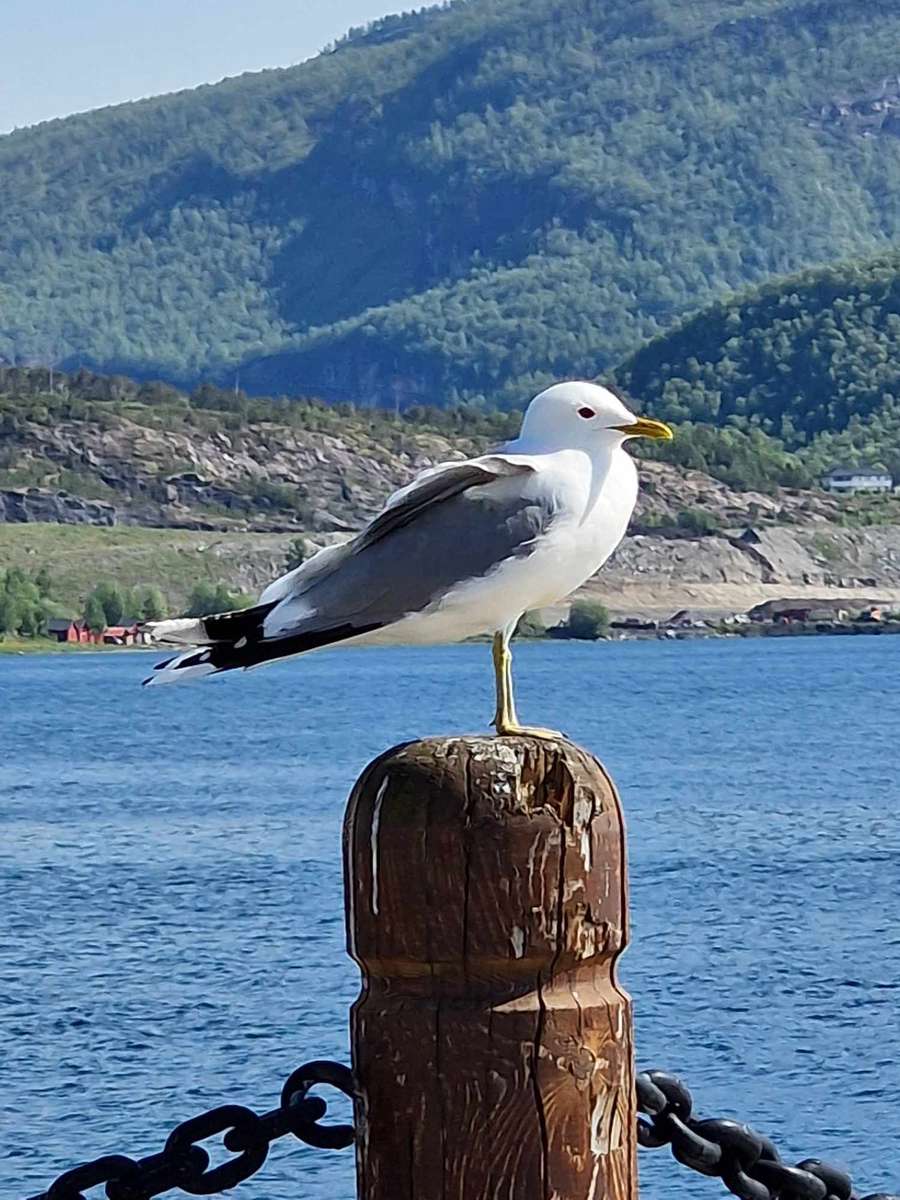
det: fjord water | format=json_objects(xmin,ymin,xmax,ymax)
[{"xmin": 3, "ymin": 638, "xmax": 899, "ymax": 1198}]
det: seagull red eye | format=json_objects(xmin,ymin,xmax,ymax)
[{"xmin": 578, "ymin": 407, "xmax": 596, "ymax": 419}]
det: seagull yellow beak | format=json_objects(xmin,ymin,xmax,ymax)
[{"xmin": 615, "ymin": 416, "xmax": 674, "ymax": 441}]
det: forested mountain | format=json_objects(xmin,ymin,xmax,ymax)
[
  {"xmin": 615, "ymin": 249, "xmax": 900, "ymax": 481},
  {"xmin": 4, "ymin": 0, "xmax": 900, "ymax": 405}
]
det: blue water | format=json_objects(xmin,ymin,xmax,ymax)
[{"xmin": 2, "ymin": 638, "xmax": 899, "ymax": 1199}]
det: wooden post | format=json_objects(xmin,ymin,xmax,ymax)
[{"xmin": 344, "ymin": 735, "xmax": 636, "ymax": 1200}]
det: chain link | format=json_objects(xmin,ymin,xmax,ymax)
[
  {"xmin": 637, "ymin": 1069, "xmax": 898, "ymax": 1200},
  {"xmin": 23, "ymin": 1061, "xmax": 898, "ymax": 1200},
  {"xmin": 24, "ymin": 1060, "xmax": 354, "ymax": 1200}
]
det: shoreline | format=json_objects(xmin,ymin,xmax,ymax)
[
  {"xmin": 606, "ymin": 621, "xmax": 900, "ymax": 643},
  {"xmin": 5, "ymin": 619, "xmax": 900, "ymax": 657},
  {"xmin": 0, "ymin": 638, "xmax": 147, "ymax": 655}
]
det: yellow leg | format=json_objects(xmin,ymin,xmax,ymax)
[
  {"xmin": 491, "ymin": 630, "xmax": 562, "ymax": 740},
  {"xmin": 491, "ymin": 632, "xmax": 508, "ymax": 729}
]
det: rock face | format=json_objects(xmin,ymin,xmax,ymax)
[
  {"xmin": 5, "ymin": 409, "xmax": 900, "ymax": 615},
  {"xmin": 632, "ymin": 462, "xmax": 838, "ymax": 528},
  {"xmin": 587, "ymin": 523, "xmax": 900, "ymax": 616},
  {"xmin": 0, "ymin": 488, "xmax": 116, "ymax": 526},
  {"xmin": 5, "ymin": 413, "xmax": 484, "ymax": 532},
  {"xmin": 3, "ymin": 410, "xmax": 842, "ymax": 534},
  {"xmin": 132, "ymin": 521, "xmax": 900, "ymax": 619}
]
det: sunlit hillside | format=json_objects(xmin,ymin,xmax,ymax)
[{"xmin": 3, "ymin": 0, "xmax": 900, "ymax": 406}]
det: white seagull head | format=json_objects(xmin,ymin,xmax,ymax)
[{"xmin": 517, "ymin": 381, "xmax": 673, "ymax": 453}]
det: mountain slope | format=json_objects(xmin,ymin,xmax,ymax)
[
  {"xmin": 0, "ymin": 365, "xmax": 841, "ymax": 533},
  {"xmin": 6, "ymin": 366, "xmax": 900, "ymax": 620},
  {"xmin": 614, "ymin": 248, "xmax": 900, "ymax": 479},
  {"xmin": 4, "ymin": 0, "xmax": 900, "ymax": 403}
]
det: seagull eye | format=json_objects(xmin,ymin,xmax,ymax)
[{"xmin": 578, "ymin": 407, "xmax": 596, "ymax": 419}]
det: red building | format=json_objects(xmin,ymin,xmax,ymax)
[
  {"xmin": 47, "ymin": 619, "xmax": 100, "ymax": 644},
  {"xmin": 102, "ymin": 622, "xmax": 143, "ymax": 646},
  {"xmin": 47, "ymin": 618, "xmax": 148, "ymax": 645}
]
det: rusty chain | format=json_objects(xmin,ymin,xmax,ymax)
[
  {"xmin": 23, "ymin": 1063, "xmax": 898, "ymax": 1200},
  {"xmin": 23, "ymin": 1061, "xmax": 354, "ymax": 1200},
  {"xmin": 637, "ymin": 1070, "xmax": 898, "ymax": 1200}
]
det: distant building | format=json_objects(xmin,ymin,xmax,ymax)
[
  {"xmin": 47, "ymin": 618, "xmax": 98, "ymax": 645},
  {"xmin": 46, "ymin": 617, "xmax": 148, "ymax": 645},
  {"xmin": 102, "ymin": 620, "xmax": 146, "ymax": 646},
  {"xmin": 610, "ymin": 616, "xmax": 659, "ymax": 632},
  {"xmin": 748, "ymin": 597, "xmax": 886, "ymax": 624},
  {"xmin": 667, "ymin": 609, "xmax": 712, "ymax": 628},
  {"xmin": 858, "ymin": 605, "xmax": 886, "ymax": 623},
  {"xmin": 749, "ymin": 599, "xmax": 845, "ymax": 623},
  {"xmin": 822, "ymin": 465, "xmax": 892, "ymax": 494}
]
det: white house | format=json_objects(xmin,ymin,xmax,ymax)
[{"xmin": 822, "ymin": 465, "xmax": 893, "ymax": 494}]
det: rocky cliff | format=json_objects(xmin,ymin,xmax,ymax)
[
  {"xmin": 0, "ymin": 488, "xmax": 116, "ymax": 526},
  {"xmin": 3, "ymin": 409, "xmax": 843, "ymax": 533},
  {"xmin": 4, "ymin": 409, "xmax": 900, "ymax": 616},
  {"xmin": 591, "ymin": 524, "xmax": 900, "ymax": 616}
]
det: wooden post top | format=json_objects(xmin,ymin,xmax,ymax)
[
  {"xmin": 345, "ymin": 735, "xmax": 629, "ymax": 999},
  {"xmin": 344, "ymin": 735, "xmax": 636, "ymax": 1200}
]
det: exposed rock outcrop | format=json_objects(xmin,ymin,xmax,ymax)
[
  {"xmin": 0, "ymin": 488, "xmax": 116, "ymax": 526},
  {"xmin": 5, "ymin": 410, "xmax": 900, "ymax": 615},
  {"xmin": 587, "ymin": 524, "xmax": 900, "ymax": 616},
  {"xmin": 3, "ymin": 411, "xmax": 842, "ymax": 533}
]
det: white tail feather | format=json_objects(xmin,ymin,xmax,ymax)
[
  {"xmin": 143, "ymin": 647, "xmax": 220, "ymax": 687},
  {"xmin": 145, "ymin": 617, "xmax": 207, "ymax": 646}
]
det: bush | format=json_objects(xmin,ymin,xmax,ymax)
[
  {"xmin": 676, "ymin": 508, "xmax": 721, "ymax": 536},
  {"xmin": 515, "ymin": 611, "xmax": 547, "ymax": 639},
  {"xmin": 0, "ymin": 567, "xmax": 49, "ymax": 638},
  {"xmin": 88, "ymin": 581, "xmax": 127, "ymax": 625},
  {"xmin": 138, "ymin": 587, "xmax": 167, "ymax": 621},
  {"xmin": 186, "ymin": 582, "xmax": 252, "ymax": 617},
  {"xmin": 247, "ymin": 478, "xmax": 303, "ymax": 511},
  {"xmin": 558, "ymin": 601, "xmax": 610, "ymax": 641},
  {"xmin": 84, "ymin": 593, "xmax": 107, "ymax": 634},
  {"xmin": 285, "ymin": 537, "xmax": 310, "ymax": 572}
]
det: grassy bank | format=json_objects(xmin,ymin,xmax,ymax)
[
  {"xmin": 0, "ymin": 637, "xmax": 109, "ymax": 654},
  {"xmin": 0, "ymin": 523, "xmax": 296, "ymax": 611}
]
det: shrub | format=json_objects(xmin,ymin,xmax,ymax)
[
  {"xmin": 285, "ymin": 536, "xmax": 310, "ymax": 572},
  {"xmin": 186, "ymin": 582, "xmax": 252, "ymax": 617},
  {"xmin": 88, "ymin": 581, "xmax": 127, "ymax": 625},
  {"xmin": 84, "ymin": 593, "xmax": 107, "ymax": 634},
  {"xmin": 138, "ymin": 587, "xmax": 167, "ymax": 622},
  {"xmin": 676, "ymin": 508, "xmax": 721, "ymax": 536},
  {"xmin": 516, "ymin": 611, "xmax": 547, "ymax": 639},
  {"xmin": 559, "ymin": 601, "xmax": 610, "ymax": 640}
]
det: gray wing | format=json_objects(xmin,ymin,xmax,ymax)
[
  {"xmin": 354, "ymin": 458, "xmax": 533, "ymax": 551},
  {"xmin": 264, "ymin": 459, "xmax": 559, "ymax": 639}
]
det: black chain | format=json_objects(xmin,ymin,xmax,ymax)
[
  {"xmin": 24, "ymin": 1061, "xmax": 354, "ymax": 1200},
  {"xmin": 23, "ymin": 1062, "xmax": 899, "ymax": 1200},
  {"xmin": 637, "ymin": 1069, "xmax": 898, "ymax": 1200}
]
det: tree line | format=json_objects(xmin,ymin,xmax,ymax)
[
  {"xmin": 0, "ymin": 365, "xmax": 518, "ymax": 443},
  {"xmin": 615, "ymin": 248, "xmax": 900, "ymax": 487},
  {"xmin": 0, "ymin": 567, "xmax": 251, "ymax": 643},
  {"xmin": 0, "ymin": 560, "xmax": 612, "ymax": 646}
]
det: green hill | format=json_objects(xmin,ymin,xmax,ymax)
[
  {"xmin": 615, "ymin": 248, "xmax": 900, "ymax": 484},
  {"xmin": 4, "ymin": 0, "xmax": 900, "ymax": 404}
]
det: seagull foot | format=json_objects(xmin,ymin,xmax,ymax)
[{"xmin": 493, "ymin": 721, "xmax": 564, "ymax": 741}]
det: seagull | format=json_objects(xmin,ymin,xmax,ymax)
[{"xmin": 144, "ymin": 381, "xmax": 672, "ymax": 736}]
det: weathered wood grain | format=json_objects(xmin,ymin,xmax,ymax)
[{"xmin": 344, "ymin": 736, "xmax": 635, "ymax": 1200}]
